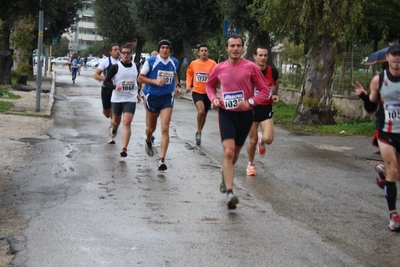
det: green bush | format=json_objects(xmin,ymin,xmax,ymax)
[{"xmin": 13, "ymin": 63, "xmax": 33, "ymax": 81}]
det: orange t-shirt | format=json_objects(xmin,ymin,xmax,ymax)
[{"xmin": 186, "ymin": 59, "xmax": 217, "ymax": 94}]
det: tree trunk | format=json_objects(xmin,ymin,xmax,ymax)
[
  {"xmin": 243, "ymin": 30, "xmax": 272, "ymax": 64},
  {"xmin": 294, "ymin": 37, "xmax": 337, "ymax": 125},
  {"xmin": 133, "ymin": 36, "xmax": 146, "ymax": 65},
  {"xmin": 14, "ymin": 46, "xmax": 28, "ymax": 68},
  {"xmin": 0, "ymin": 27, "xmax": 11, "ymax": 51},
  {"xmin": 0, "ymin": 50, "xmax": 13, "ymax": 85},
  {"xmin": 171, "ymin": 40, "xmax": 185, "ymax": 83},
  {"xmin": 183, "ymin": 40, "xmax": 195, "ymax": 63}
]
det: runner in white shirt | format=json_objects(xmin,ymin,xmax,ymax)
[
  {"xmin": 94, "ymin": 43, "xmax": 120, "ymax": 142},
  {"xmin": 103, "ymin": 44, "xmax": 141, "ymax": 157}
]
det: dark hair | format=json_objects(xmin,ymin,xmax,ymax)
[
  {"xmin": 121, "ymin": 44, "xmax": 132, "ymax": 52},
  {"xmin": 198, "ymin": 44, "xmax": 208, "ymax": 50},
  {"xmin": 109, "ymin": 43, "xmax": 120, "ymax": 51},
  {"xmin": 225, "ymin": 35, "xmax": 244, "ymax": 47},
  {"xmin": 254, "ymin": 46, "xmax": 268, "ymax": 55}
]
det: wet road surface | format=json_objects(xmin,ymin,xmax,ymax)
[{"xmin": 8, "ymin": 66, "xmax": 400, "ymax": 266}]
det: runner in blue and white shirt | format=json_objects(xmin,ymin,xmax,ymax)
[{"xmin": 138, "ymin": 39, "xmax": 181, "ymax": 171}]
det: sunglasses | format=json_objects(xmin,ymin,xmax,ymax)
[{"xmin": 121, "ymin": 51, "xmax": 132, "ymax": 55}]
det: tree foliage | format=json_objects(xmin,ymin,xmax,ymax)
[
  {"xmin": 132, "ymin": 0, "xmax": 222, "ymax": 62},
  {"xmin": 0, "ymin": 0, "xmax": 83, "ymax": 50},
  {"xmin": 358, "ymin": 0, "xmax": 400, "ymax": 50},
  {"xmin": 216, "ymin": 0, "xmax": 274, "ymax": 60},
  {"xmin": 93, "ymin": 0, "xmax": 146, "ymax": 63},
  {"xmin": 93, "ymin": 0, "xmax": 137, "ymax": 45},
  {"xmin": 250, "ymin": 0, "xmax": 366, "ymax": 124}
]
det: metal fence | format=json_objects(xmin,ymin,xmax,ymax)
[{"xmin": 278, "ymin": 52, "xmax": 382, "ymax": 96}]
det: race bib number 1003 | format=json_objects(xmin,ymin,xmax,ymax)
[{"xmin": 222, "ymin": 90, "xmax": 245, "ymax": 109}]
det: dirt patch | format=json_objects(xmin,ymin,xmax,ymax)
[{"xmin": 0, "ymin": 78, "xmax": 53, "ymax": 265}]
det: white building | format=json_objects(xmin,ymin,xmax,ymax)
[{"xmin": 64, "ymin": 0, "xmax": 102, "ymax": 52}]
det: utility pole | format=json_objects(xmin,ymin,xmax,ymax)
[{"xmin": 35, "ymin": 4, "xmax": 44, "ymax": 112}]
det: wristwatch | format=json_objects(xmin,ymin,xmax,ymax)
[{"xmin": 248, "ymin": 98, "xmax": 254, "ymax": 106}]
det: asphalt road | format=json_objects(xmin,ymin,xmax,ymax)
[{"xmin": 6, "ymin": 66, "xmax": 400, "ymax": 266}]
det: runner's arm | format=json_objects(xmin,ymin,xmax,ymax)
[{"xmin": 103, "ymin": 65, "xmax": 119, "ymax": 91}]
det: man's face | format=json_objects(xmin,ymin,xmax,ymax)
[
  {"xmin": 110, "ymin": 45, "xmax": 120, "ymax": 59},
  {"xmin": 226, "ymin": 38, "xmax": 243, "ymax": 60},
  {"xmin": 120, "ymin": 49, "xmax": 132, "ymax": 62},
  {"xmin": 159, "ymin": 45, "xmax": 171, "ymax": 59},
  {"xmin": 387, "ymin": 52, "xmax": 400, "ymax": 71},
  {"xmin": 198, "ymin": 47, "xmax": 209, "ymax": 60},
  {"xmin": 253, "ymin": 48, "xmax": 268, "ymax": 68}
]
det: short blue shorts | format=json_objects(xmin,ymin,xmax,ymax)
[{"xmin": 146, "ymin": 93, "xmax": 174, "ymax": 113}]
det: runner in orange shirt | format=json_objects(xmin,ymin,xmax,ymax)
[{"xmin": 185, "ymin": 44, "xmax": 217, "ymax": 145}]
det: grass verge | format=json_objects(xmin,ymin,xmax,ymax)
[
  {"xmin": 0, "ymin": 101, "xmax": 13, "ymax": 113},
  {"xmin": 274, "ymin": 101, "xmax": 375, "ymax": 136},
  {"xmin": 0, "ymin": 85, "xmax": 21, "ymax": 113},
  {"xmin": 0, "ymin": 87, "xmax": 21, "ymax": 100}
]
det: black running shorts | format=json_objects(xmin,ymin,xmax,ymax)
[
  {"xmin": 218, "ymin": 108, "xmax": 253, "ymax": 147},
  {"xmin": 192, "ymin": 92, "xmax": 211, "ymax": 111},
  {"xmin": 112, "ymin": 102, "xmax": 136, "ymax": 116},
  {"xmin": 253, "ymin": 104, "xmax": 273, "ymax": 122},
  {"xmin": 101, "ymin": 85, "xmax": 112, "ymax": 110},
  {"xmin": 377, "ymin": 130, "xmax": 400, "ymax": 153}
]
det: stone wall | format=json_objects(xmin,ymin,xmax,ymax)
[{"xmin": 278, "ymin": 88, "xmax": 370, "ymax": 119}]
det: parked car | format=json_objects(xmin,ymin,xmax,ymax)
[
  {"xmin": 51, "ymin": 57, "xmax": 69, "ymax": 66},
  {"xmin": 87, "ymin": 58, "xmax": 102, "ymax": 68}
]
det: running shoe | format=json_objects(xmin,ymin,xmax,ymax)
[
  {"xmin": 110, "ymin": 124, "xmax": 118, "ymax": 138},
  {"xmin": 220, "ymin": 169, "xmax": 226, "ymax": 193},
  {"xmin": 246, "ymin": 162, "xmax": 257, "ymax": 176},
  {"xmin": 158, "ymin": 158, "xmax": 167, "ymax": 171},
  {"xmin": 120, "ymin": 147, "xmax": 127, "ymax": 157},
  {"xmin": 145, "ymin": 139, "xmax": 154, "ymax": 157},
  {"xmin": 227, "ymin": 192, "xmax": 239, "ymax": 209},
  {"xmin": 257, "ymin": 133, "xmax": 266, "ymax": 157},
  {"xmin": 107, "ymin": 134, "xmax": 115, "ymax": 144},
  {"xmin": 195, "ymin": 132, "xmax": 201, "ymax": 145},
  {"xmin": 374, "ymin": 162, "xmax": 386, "ymax": 189},
  {"xmin": 388, "ymin": 213, "xmax": 400, "ymax": 231}
]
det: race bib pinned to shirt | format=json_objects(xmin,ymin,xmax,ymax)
[
  {"xmin": 222, "ymin": 90, "xmax": 245, "ymax": 109},
  {"xmin": 385, "ymin": 102, "xmax": 400, "ymax": 120},
  {"xmin": 157, "ymin": 70, "xmax": 174, "ymax": 84},
  {"xmin": 195, "ymin": 72, "xmax": 208, "ymax": 82},
  {"xmin": 121, "ymin": 80, "xmax": 135, "ymax": 91}
]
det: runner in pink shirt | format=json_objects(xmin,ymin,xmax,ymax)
[{"xmin": 206, "ymin": 35, "xmax": 271, "ymax": 209}]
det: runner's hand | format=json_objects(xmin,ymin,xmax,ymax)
[
  {"xmin": 155, "ymin": 78, "xmax": 166, "ymax": 87},
  {"xmin": 272, "ymin": 95, "xmax": 279, "ymax": 103},
  {"xmin": 212, "ymin": 98, "xmax": 221, "ymax": 109},
  {"xmin": 352, "ymin": 81, "xmax": 367, "ymax": 96}
]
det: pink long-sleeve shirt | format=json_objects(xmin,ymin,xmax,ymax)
[{"xmin": 206, "ymin": 58, "xmax": 271, "ymax": 112}]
